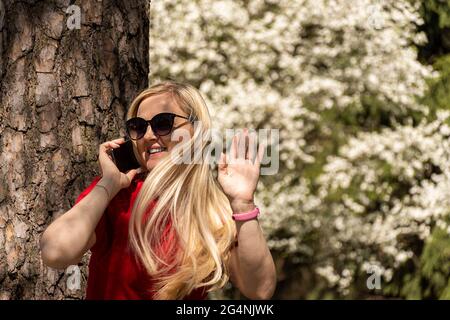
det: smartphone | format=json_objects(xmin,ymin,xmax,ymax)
[{"xmin": 110, "ymin": 139, "xmax": 141, "ymax": 173}]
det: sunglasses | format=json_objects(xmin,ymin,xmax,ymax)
[{"xmin": 126, "ymin": 112, "xmax": 195, "ymax": 140}]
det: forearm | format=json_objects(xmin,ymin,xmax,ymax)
[
  {"xmin": 231, "ymin": 201, "xmax": 277, "ymax": 299},
  {"xmin": 40, "ymin": 177, "xmax": 119, "ymax": 268}
]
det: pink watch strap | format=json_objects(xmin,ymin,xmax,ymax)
[{"xmin": 232, "ymin": 206, "xmax": 260, "ymax": 221}]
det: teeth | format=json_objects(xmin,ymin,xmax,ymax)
[{"xmin": 147, "ymin": 147, "xmax": 166, "ymax": 154}]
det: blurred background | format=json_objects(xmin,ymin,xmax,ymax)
[
  {"xmin": 148, "ymin": 0, "xmax": 450, "ymax": 300},
  {"xmin": 0, "ymin": 0, "xmax": 449, "ymax": 299}
]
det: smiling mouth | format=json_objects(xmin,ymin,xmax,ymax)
[{"xmin": 146, "ymin": 147, "xmax": 167, "ymax": 155}]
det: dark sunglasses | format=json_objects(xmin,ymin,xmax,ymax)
[{"xmin": 126, "ymin": 112, "xmax": 195, "ymax": 140}]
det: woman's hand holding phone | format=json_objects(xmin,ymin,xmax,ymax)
[{"xmin": 98, "ymin": 137, "xmax": 142, "ymax": 196}]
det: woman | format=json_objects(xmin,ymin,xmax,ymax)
[{"xmin": 40, "ymin": 81, "xmax": 276, "ymax": 300}]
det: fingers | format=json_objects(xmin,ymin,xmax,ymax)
[
  {"xmin": 225, "ymin": 129, "xmax": 267, "ymax": 165},
  {"xmin": 231, "ymin": 129, "xmax": 247, "ymax": 160},
  {"xmin": 231, "ymin": 128, "xmax": 257, "ymax": 161},
  {"xmin": 98, "ymin": 137, "xmax": 125, "ymax": 169},
  {"xmin": 101, "ymin": 137, "xmax": 125, "ymax": 149},
  {"xmin": 98, "ymin": 143, "xmax": 111, "ymax": 161},
  {"xmin": 218, "ymin": 152, "xmax": 227, "ymax": 171},
  {"xmin": 109, "ymin": 141, "xmax": 121, "ymax": 148},
  {"xmin": 237, "ymin": 129, "xmax": 249, "ymax": 160},
  {"xmin": 248, "ymin": 130, "xmax": 257, "ymax": 162},
  {"xmin": 230, "ymin": 134, "xmax": 237, "ymax": 160},
  {"xmin": 112, "ymin": 137, "xmax": 126, "ymax": 144},
  {"xmin": 101, "ymin": 142, "xmax": 120, "ymax": 150},
  {"xmin": 256, "ymin": 142, "xmax": 266, "ymax": 165}
]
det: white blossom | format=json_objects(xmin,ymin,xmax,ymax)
[{"xmin": 149, "ymin": 0, "xmax": 440, "ymax": 296}]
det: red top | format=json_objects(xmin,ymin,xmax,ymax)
[{"xmin": 75, "ymin": 173, "xmax": 208, "ymax": 300}]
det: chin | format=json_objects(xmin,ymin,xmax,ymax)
[
  {"xmin": 141, "ymin": 151, "xmax": 170, "ymax": 171},
  {"xmin": 143, "ymin": 161, "xmax": 154, "ymax": 171},
  {"xmin": 145, "ymin": 159, "xmax": 161, "ymax": 171}
]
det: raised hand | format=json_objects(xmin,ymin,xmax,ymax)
[{"xmin": 218, "ymin": 128, "xmax": 265, "ymax": 213}]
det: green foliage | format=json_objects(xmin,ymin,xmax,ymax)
[
  {"xmin": 420, "ymin": 227, "xmax": 450, "ymax": 299},
  {"xmin": 418, "ymin": 0, "xmax": 450, "ymax": 62},
  {"xmin": 422, "ymin": 0, "xmax": 450, "ymax": 29},
  {"xmin": 422, "ymin": 54, "xmax": 450, "ymax": 116},
  {"xmin": 383, "ymin": 227, "xmax": 450, "ymax": 299},
  {"xmin": 379, "ymin": 55, "xmax": 450, "ymax": 300}
]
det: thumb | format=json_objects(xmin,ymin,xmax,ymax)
[{"xmin": 126, "ymin": 167, "xmax": 142, "ymax": 181}]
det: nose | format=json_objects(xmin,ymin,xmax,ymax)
[{"xmin": 142, "ymin": 123, "xmax": 157, "ymax": 141}]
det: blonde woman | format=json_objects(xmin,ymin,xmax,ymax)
[{"xmin": 40, "ymin": 81, "xmax": 276, "ymax": 300}]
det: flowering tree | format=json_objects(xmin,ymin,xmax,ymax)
[{"xmin": 149, "ymin": 0, "xmax": 449, "ymax": 298}]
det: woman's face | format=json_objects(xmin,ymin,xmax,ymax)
[{"xmin": 134, "ymin": 93, "xmax": 194, "ymax": 172}]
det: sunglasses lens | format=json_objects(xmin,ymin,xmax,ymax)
[
  {"xmin": 126, "ymin": 117, "xmax": 147, "ymax": 140},
  {"xmin": 151, "ymin": 114, "xmax": 175, "ymax": 136}
]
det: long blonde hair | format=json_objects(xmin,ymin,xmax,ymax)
[{"xmin": 127, "ymin": 81, "xmax": 236, "ymax": 299}]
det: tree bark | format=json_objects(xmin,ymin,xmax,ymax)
[{"xmin": 0, "ymin": 0, "xmax": 149, "ymax": 299}]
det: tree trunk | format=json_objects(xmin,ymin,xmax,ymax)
[{"xmin": 0, "ymin": 0, "xmax": 149, "ymax": 299}]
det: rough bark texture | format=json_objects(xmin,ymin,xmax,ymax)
[{"xmin": 0, "ymin": 0, "xmax": 149, "ymax": 299}]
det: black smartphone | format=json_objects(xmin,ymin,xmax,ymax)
[{"xmin": 110, "ymin": 138, "xmax": 141, "ymax": 173}]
